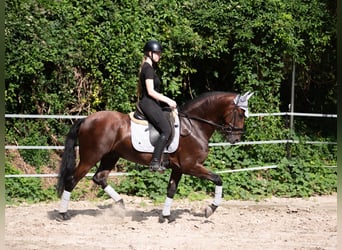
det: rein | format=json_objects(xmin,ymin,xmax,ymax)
[{"xmin": 178, "ymin": 108, "xmax": 244, "ymax": 136}]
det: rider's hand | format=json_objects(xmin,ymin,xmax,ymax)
[{"xmin": 168, "ymin": 100, "xmax": 177, "ymax": 109}]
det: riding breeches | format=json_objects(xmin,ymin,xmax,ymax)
[{"xmin": 138, "ymin": 97, "xmax": 172, "ymax": 139}]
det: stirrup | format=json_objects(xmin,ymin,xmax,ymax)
[{"xmin": 149, "ymin": 162, "xmax": 166, "ymax": 172}]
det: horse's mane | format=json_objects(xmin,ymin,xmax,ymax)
[{"xmin": 179, "ymin": 91, "xmax": 236, "ymax": 112}]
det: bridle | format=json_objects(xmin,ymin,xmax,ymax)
[{"xmin": 178, "ymin": 106, "xmax": 245, "ymax": 137}]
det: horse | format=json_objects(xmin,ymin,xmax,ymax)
[{"xmin": 56, "ymin": 91, "xmax": 253, "ymax": 221}]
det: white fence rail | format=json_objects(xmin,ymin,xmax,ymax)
[
  {"xmin": 4, "ymin": 139, "xmax": 337, "ymax": 151},
  {"xmin": 5, "ymin": 112, "xmax": 338, "ymax": 119},
  {"xmin": 5, "ymin": 112, "xmax": 337, "ymax": 178}
]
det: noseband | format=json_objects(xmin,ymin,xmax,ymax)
[
  {"xmin": 179, "ymin": 107, "xmax": 244, "ymax": 137},
  {"xmin": 222, "ymin": 108, "xmax": 245, "ymax": 135}
]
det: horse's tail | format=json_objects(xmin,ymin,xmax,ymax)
[{"xmin": 57, "ymin": 118, "xmax": 85, "ymax": 197}]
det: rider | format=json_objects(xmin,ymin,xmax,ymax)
[{"xmin": 137, "ymin": 40, "xmax": 177, "ymax": 172}]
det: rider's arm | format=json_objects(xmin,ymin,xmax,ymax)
[{"xmin": 145, "ymin": 79, "xmax": 176, "ymax": 108}]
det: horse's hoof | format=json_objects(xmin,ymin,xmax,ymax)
[
  {"xmin": 159, "ymin": 215, "xmax": 175, "ymax": 223},
  {"xmin": 166, "ymin": 216, "xmax": 175, "ymax": 223},
  {"xmin": 204, "ymin": 204, "xmax": 218, "ymax": 218},
  {"xmin": 113, "ymin": 199, "xmax": 126, "ymax": 218},
  {"xmin": 116, "ymin": 199, "xmax": 125, "ymax": 209},
  {"xmin": 56, "ymin": 212, "xmax": 71, "ymax": 221},
  {"xmin": 159, "ymin": 216, "xmax": 166, "ymax": 223}
]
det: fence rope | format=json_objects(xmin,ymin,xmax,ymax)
[
  {"xmin": 5, "ymin": 139, "xmax": 337, "ymax": 150},
  {"xmin": 5, "ymin": 112, "xmax": 337, "ymax": 178},
  {"xmin": 5, "ymin": 172, "xmax": 130, "ymax": 178},
  {"xmin": 5, "ymin": 112, "xmax": 337, "ymax": 119},
  {"xmin": 4, "ymin": 165, "xmax": 336, "ymax": 178}
]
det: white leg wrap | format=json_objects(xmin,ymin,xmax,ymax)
[
  {"xmin": 212, "ymin": 185, "xmax": 222, "ymax": 206},
  {"xmin": 104, "ymin": 185, "xmax": 122, "ymax": 202},
  {"xmin": 59, "ymin": 190, "xmax": 71, "ymax": 213},
  {"xmin": 162, "ymin": 197, "xmax": 173, "ymax": 217}
]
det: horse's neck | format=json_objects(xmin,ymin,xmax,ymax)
[
  {"xmin": 184, "ymin": 103, "xmax": 224, "ymax": 139},
  {"xmin": 187, "ymin": 101, "xmax": 225, "ymax": 123}
]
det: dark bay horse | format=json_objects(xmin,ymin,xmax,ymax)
[{"xmin": 57, "ymin": 91, "xmax": 253, "ymax": 221}]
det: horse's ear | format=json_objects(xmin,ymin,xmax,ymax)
[
  {"xmin": 245, "ymin": 91, "xmax": 254, "ymax": 100},
  {"xmin": 233, "ymin": 94, "xmax": 240, "ymax": 105},
  {"xmin": 236, "ymin": 91, "xmax": 254, "ymax": 104}
]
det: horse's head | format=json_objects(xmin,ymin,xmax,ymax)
[{"xmin": 222, "ymin": 92, "xmax": 254, "ymax": 144}]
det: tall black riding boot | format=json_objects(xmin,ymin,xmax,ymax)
[{"xmin": 149, "ymin": 134, "xmax": 168, "ymax": 172}]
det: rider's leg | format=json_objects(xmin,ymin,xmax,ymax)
[
  {"xmin": 149, "ymin": 134, "xmax": 169, "ymax": 171},
  {"xmin": 138, "ymin": 98, "xmax": 172, "ymax": 171}
]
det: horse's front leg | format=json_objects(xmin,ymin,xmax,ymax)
[
  {"xmin": 204, "ymin": 173, "xmax": 223, "ymax": 218},
  {"xmin": 161, "ymin": 167, "xmax": 183, "ymax": 220},
  {"xmin": 183, "ymin": 163, "xmax": 223, "ymax": 218}
]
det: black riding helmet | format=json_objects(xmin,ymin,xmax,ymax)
[{"xmin": 143, "ymin": 40, "xmax": 162, "ymax": 54}]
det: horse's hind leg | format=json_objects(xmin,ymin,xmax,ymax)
[
  {"xmin": 58, "ymin": 162, "xmax": 94, "ymax": 220},
  {"xmin": 92, "ymin": 153, "xmax": 124, "ymax": 207}
]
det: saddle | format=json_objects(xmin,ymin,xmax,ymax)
[
  {"xmin": 129, "ymin": 105, "xmax": 180, "ymax": 153},
  {"xmin": 133, "ymin": 104, "xmax": 176, "ymax": 146}
]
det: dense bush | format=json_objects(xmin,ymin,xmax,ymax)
[
  {"xmin": 5, "ymin": 0, "xmax": 336, "ymax": 114},
  {"xmin": 5, "ymin": 162, "xmax": 56, "ymax": 203}
]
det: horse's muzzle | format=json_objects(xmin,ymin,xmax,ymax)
[
  {"xmin": 227, "ymin": 136, "xmax": 241, "ymax": 144},
  {"xmin": 226, "ymin": 131, "xmax": 243, "ymax": 144}
]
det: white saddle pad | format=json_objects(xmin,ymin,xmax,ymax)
[{"xmin": 130, "ymin": 112, "xmax": 180, "ymax": 153}]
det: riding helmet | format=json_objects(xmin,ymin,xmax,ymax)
[{"xmin": 143, "ymin": 40, "xmax": 163, "ymax": 53}]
